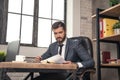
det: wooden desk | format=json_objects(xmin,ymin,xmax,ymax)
[{"xmin": 0, "ymin": 62, "xmax": 77, "ymax": 80}]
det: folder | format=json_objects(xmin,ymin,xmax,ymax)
[
  {"xmin": 103, "ymin": 18, "xmax": 118, "ymax": 37},
  {"xmin": 99, "ymin": 18, "xmax": 104, "ymax": 38},
  {"xmin": 102, "ymin": 51, "xmax": 110, "ymax": 63}
]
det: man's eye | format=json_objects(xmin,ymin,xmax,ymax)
[
  {"xmin": 59, "ymin": 31, "xmax": 63, "ymax": 34},
  {"xmin": 54, "ymin": 33, "xmax": 57, "ymax": 35}
]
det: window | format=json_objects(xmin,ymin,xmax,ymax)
[
  {"xmin": 6, "ymin": 0, "xmax": 66, "ymax": 47},
  {"xmin": 7, "ymin": 0, "xmax": 34, "ymax": 44}
]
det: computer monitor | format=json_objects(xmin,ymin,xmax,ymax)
[{"xmin": 5, "ymin": 40, "xmax": 20, "ymax": 61}]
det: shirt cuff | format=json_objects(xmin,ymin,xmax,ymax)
[{"xmin": 77, "ymin": 62, "xmax": 83, "ymax": 68}]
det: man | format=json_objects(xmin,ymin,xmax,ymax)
[{"xmin": 34, "ymin": 21, "xmax": 94, "ymax": 80}]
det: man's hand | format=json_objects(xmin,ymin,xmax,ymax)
[
  {"xmin": 34, "ymin": 56, "xmax": 42, "ymax": 63},
  {"xmin": 63, "ymin": 61, "xmax": 72, "ymax": 64},
  {"xmin": 63, "ymin": 61, "xmax": 78, "ymax": 68}
]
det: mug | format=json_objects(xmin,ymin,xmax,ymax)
[{"xmin": 15, "ymin": 55, "xmax": 25, "ymax": 62}]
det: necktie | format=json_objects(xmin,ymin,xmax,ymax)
[{"xmin": 59, "ymin": 44, "xmax": 63, "ymax": 55}]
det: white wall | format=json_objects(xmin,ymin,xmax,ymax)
[{"xmin": 67, "ymin": 0, "xmax": 80, "ymax": 37}]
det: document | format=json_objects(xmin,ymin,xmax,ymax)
[{"xmin": 41, "ymin": 54, "xmax": 65, "ymax": 64}]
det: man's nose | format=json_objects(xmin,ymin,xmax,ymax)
[{"xmin": 57, "ymin": 34, "xmax": 61, "ymax": 37}]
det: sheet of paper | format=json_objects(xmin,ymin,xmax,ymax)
[{"xmin": 41, "ymin": 54, "xmax": 65, "ymax": 64}]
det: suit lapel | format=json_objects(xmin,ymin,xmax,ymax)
[
  {"xmin": 54, "ymin": 43, "xmax": 59, "ymax": 55},
  {"xmin": 64, "ymin": 38, "xmax": 70, "ymax": 59}
]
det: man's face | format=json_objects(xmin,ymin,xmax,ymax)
[{"xmin": 53, "ymin": 27, "xmax": 66, "ymax": 44}]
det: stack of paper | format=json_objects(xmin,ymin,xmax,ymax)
[{"xmin": 41, "ymin": 54, "xmax": 65, "ymax": 64}]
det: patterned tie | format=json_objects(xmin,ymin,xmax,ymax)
[{"xmin": 59, "ymin": 44, "xmax": 63, "ymax": 55}]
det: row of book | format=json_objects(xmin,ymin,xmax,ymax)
[
  {"xmin": 99, "ymin": 18, "xmax": 119, "ymax": 38},
  {"xmin": 101, "ymin": 51, "xmax": 120, "ymax": 64},
  {"xmin": 101, "ymin": 51, "xmax": 110, "ymax": 63}
]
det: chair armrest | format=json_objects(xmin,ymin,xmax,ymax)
[{"xmin": 77, "ymin": 68, "xmax": 96, "ymax": 78}]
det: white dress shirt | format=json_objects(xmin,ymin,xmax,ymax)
[{"xmin": 58, "ymin": 38, "xmax": 83, "ymax": 68}]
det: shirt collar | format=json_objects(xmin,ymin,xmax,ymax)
[{"xmin": 62, "ymin": 38, "xmax": 67, "ymax": 45}]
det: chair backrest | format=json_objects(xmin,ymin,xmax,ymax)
[
  {"xmin": 5, "ymin": 40, "xmax": 20, "ymax": 61},
  {"xmin": 70, "ymin": 36, "xmax": 93, "ymax": 58},
  {"xmin": 70, "ymin": 36, "xmax": 95, "ymax": 80}
]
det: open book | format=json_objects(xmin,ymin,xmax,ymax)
[{"xmin": 41, "ymin": 54, "xmax": 65, "ymax": 64}]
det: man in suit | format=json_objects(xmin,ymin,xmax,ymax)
[{"xmin": 34, "ymin": 21, "xmax": 94, "ymax": 80}]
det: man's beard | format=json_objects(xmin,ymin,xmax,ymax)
[{"xmin": 57, "ymin": 35, "xmax": 66, "ymax": 44}]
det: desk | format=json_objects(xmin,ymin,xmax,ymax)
[{"xmin": 0, "ymin": 62, "xmax": 77, "ymax": 80}]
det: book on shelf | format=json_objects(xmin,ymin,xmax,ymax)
[
  {"xmin": 102, "ymin": 51, "xmax": 111, "ymax": 63},
  {"xmin": 99, "ymin": 18, "xmax": 104, "ymax": 38},
  {"xmin": 102, "ymin": 18, "xmax": 119, "ymax": 37}
]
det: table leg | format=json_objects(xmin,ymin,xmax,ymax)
[
  {"xmin": 0, "ymin": 69, "xmax": 11, "ymax": 80},
  {"xmin": 24, "ymin": 72, "xmax": 34, "ymax": 80},
  {"xmin": 72, "ymin": 70, "xmax": 77, "ymax": 80},
  {"xmin": 0, "ymin": 69, "xmax": 5, "ymax": 80},
  {"xmin": 66, "ymin": 70, "xmax": 77, "ymax": 80},
  {"xmin": 0, "ymin": 69, "xmax": 2, "ymax": 80}
]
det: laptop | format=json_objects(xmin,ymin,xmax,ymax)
[{"xmin": 5, "ymin": 40, "xmax": 20, "ymax": 61}]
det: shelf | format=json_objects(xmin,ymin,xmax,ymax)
[
  {"xmin": 93, "ymin": 3, "xmax": 120, "ymax": 80},
  {"xmin": 92, "ymin": 3, "xmax": 120, "ymax": 18},
  {"xmin": 93, "ymin": 34, "xmax": 120, "ymax": 42},
  {"xmin": 100, "ymin": 34, "xmax": 120, "ymax": 42},
  {"xmin": 101, "ymin": 63, "xmax": 120, "ymax": 67}
]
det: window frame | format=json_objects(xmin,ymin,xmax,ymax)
[{"xmin": 0, "ymin": 0, "xmax": 67, "ymax": 47}]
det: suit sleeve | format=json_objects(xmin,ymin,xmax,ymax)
[
  {"xmin": 75, "ymin": 43, "xmax": 94, "ymax": 68},
  {"xmin": 41, "ymin": 45, "xmax": 52, "ymax": 60}
]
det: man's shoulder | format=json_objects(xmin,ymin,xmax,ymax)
[
  {"xmin": 66, "ymin": 38, "xmax": 79, "ymax": 47},
  {"xmin": 49, "ymin": 41, "xmax": 58, "ymax": 47},
  {"xmin": 68, "ymin": 38, "xmax": 80, "ymax": 44},
  {"xmin": 67, "ymin": 37, "xmax": 83, "ymax": 47}
]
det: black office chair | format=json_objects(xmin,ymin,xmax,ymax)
[{"xmin": 69, "ymin": 36, "xmax": 96, "ymax": 80}]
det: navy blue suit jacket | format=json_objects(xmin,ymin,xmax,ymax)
[{"xmin": 41, "ymin": 38, "xmax": 94, "ymax": 69}]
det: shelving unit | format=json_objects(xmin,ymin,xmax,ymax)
[
  {"xmin": 92, "ymin": 3, "xmax": 120, "ymax": 80},
  {"xmin": 100, "ymin": 34, "xmax": 120, "ymax": 41}
]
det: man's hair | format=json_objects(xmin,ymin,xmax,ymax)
[{"xmin": 52, "ymin": 21, "xmax": 66, "ymax": 31}]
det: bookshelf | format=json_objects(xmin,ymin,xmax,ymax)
[
  {"xmin": 92, "ymin": 3, "xmax": 120, "ymax": 80},
  {"xmin": 101, "ymin": 63, "xmax": 120, "ymax": 67},
  {"xmin": 92, "ymin": 3, "xmax": 120, "ymax": 18},
  {"xmin": 100, "ymin": 34, "xmax": 120, "ymax": 41}
]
